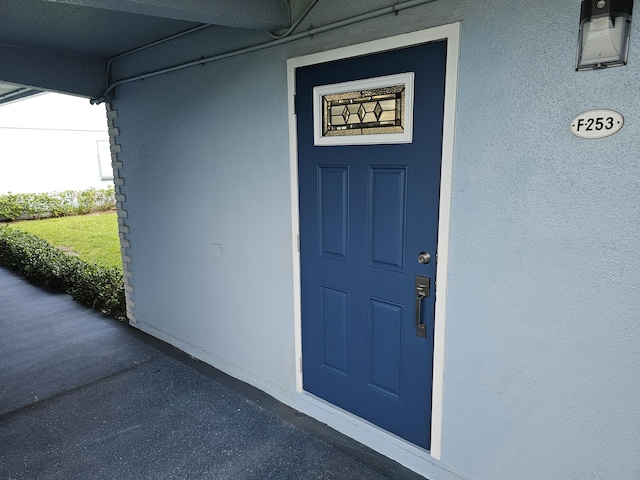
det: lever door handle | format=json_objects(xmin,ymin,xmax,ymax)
[{"xmin": 415, "ymin": 275, "xmax": 430, "ymax": 338}]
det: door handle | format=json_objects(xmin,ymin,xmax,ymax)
[
  {"xmin": 417, "ymin": 252, "xmax": 431, "ymax": 264},
  {"xmin": 415, "ymin": 275, "xmax": 430, "ymax": 338}
]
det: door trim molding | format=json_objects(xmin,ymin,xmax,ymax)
[{"xmin": 287, "ymin": 22, "xmax": 460, "ymax": 464}]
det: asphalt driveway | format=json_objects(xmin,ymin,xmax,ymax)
[{"xmin": 0, "ymin": 266, "xmax": 426, "ymax": 480}]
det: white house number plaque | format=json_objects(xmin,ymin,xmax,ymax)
[{"xmin": 570, "ymin": 109, "xmax": 624, "ymax": 139}]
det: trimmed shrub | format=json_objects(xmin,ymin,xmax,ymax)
[
  {"xmin": 0, "ymin": 187, "xmax": 116, "ymax": 222},
  {"xmin": 0, "ymin": 225, "xmax": 126, "ymax": 321}
]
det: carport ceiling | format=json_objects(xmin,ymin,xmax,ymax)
[
  {"xmin": 0, "ymin": 0, "xmax": 291, "ymax": 101},
  {"xmin": 1, "ymin": 0, "xmax": 290, "ymax": 57}
]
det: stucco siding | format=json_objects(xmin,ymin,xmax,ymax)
[
  {"xmin": 447, "ymin": 2, "xmax": 640, "ymax": 479},
  {"xmin": 113, "ymin": 54, "xmax": 297, "ymax": 396},
  {"xmin": 108, "ymin": 0, "xmax": 640, "ymax": 478}
]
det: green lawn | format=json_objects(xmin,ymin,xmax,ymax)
[{"xmin": 10, "ymin": 212, "xmax": 122, "ymax": 269}]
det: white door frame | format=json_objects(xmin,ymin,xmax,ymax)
[{"xmin": 287, "ymin": 23, "xmax": 460, "ymax": 466}]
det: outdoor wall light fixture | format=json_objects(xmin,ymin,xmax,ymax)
[{"xmin": 576, "ymin": 0, "xmax": 633, "ymax": 70}]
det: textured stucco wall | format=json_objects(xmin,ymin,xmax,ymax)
[
  {"xmin": 444, "ymin": 2, "xmax": 640, "ymax": 479},
  {"xmin": 109, "ymin": 0, "xmax": 640, "ymax": 479},
  {"xmin": 112, "ymin": 55, "xmax": 297, "ymax": 395}
]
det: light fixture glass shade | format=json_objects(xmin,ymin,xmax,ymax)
[{"xmin": 576, "ymin": 0, "xmax": 633, "ymax": 70}]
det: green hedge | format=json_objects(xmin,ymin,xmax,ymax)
[
  {"xmin": 0, "ymin": 187, "xmax": 116, "ymax": 222},
  {"xmin": 0, "ymin": 225, "xmax": 126, "ymax": 321}
]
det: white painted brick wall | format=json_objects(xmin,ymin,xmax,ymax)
[{"xmin": 106, "ymin": 102, "xmax": 136, "ymax": 323}]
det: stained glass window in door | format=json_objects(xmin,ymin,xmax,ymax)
[
  {"xmin": 312, "ymin": 73, "xmax": 414, "ymax": 146},
  {"xmin": 323, "ymin": 86, "xmax": 405, "ymax": 137}
]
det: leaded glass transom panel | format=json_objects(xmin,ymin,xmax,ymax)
[
  {"xmin": 312, "ymin": 73, "xmax": 414, "ymax": 146},
  {"xmin": 323, "ymin": 86, "xmax": 405, "ymax": 137}
]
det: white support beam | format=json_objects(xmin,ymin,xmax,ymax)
[
  {"xmin": 0, "ymin": 44, "xmax": 106, "ymax": 99},
  {"xmin": 43, "ymin": 0, "xmax": 291, "ymax": 30}
]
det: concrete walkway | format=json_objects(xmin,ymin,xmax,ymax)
[{"xmin": 0, "ymin": 266, "xmax": 426, "ymax": 480}]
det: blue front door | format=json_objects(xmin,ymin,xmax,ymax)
[{"xmin": 296, "ymin": 41, "xmax": 447, "ymax": 450}]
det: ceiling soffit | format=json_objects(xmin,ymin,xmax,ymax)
[
  {"xmin": 0, "ymin": 0, "xmax": 291, "ymax": 98},
  {"xmin": 41, "ymin": 0, "xmax": 290, "ymax": 30}
]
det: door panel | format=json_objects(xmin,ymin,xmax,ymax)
[
  {"xmin": 318, "ymin": 166, "xmax": 349, "ymax": 260},
  {"xmin": 368, "ymin": 166, "xmax": 407, "ymax": 271},
  {"xmin": 320, "ymin": 285, "xmax": 349, "ymax": 376},
  {"xmin": 368, "ymin": 297, "xmax": 403, "ymax": 399},
  {"xmin": 297, "ymin": 41, "xmax": 447, "ymax": 449}
]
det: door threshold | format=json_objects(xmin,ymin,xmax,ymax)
[{"xmin": 292, "ymin": 391, "xmax": 456, "ymax": 479}]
